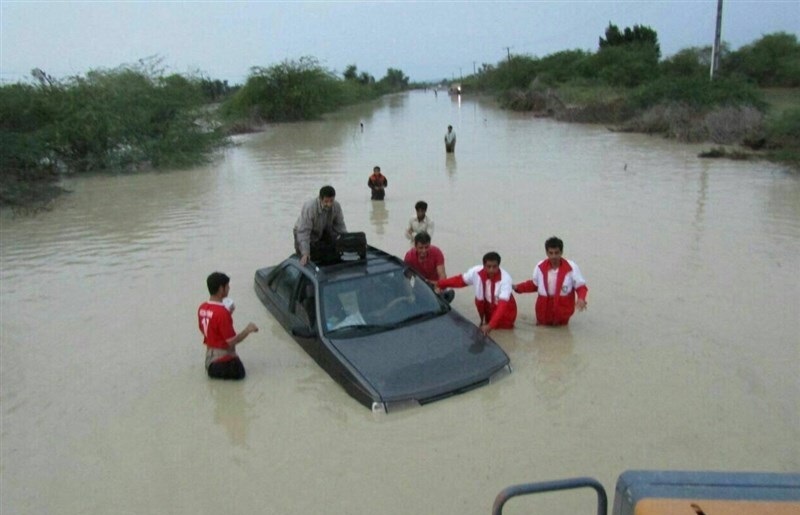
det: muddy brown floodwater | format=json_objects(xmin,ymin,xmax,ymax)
[{"xmin": 2, "ymin": 90, "xmax": 798, "ymax": 515}]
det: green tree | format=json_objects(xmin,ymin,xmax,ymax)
[
  {"xmin": 629, "ymin": 76, "xmax": 764, "ymax": 110},
  {"xmin": 226, "ymin": 56, "xmax": 342, "ymax": 122},
  {"xmin": 660, "ymin": 46, "xmax": 716, "ymax": 79},
  {"xmin": 343, "ymin": 64, "xmax": 358, "ymax": 81},
  {"xmin": 358, "ymin": 71, "xmax": 375, "ymax": 85},
  {"xmin": 487, "ymin": 55, "xmax": 541, "ymax": 90},
  {"xmin": 377, "ymin": 68, "xmax": 409, "ymax": 92},
  {"xmin": 589, "ymin": 23, "xmax": 661, "ymax": 87},
  {"xmin": 599, "ymin": 23, "xmax": 661, "ymax": 59},
  {"xmin": 222, "ymin": 56, "xmax": 383, "ymax": 123},
  {"xmin": 1, "ymin": 60, "xmax": 225, "ymax": 205},
  {"xmin": 725, "ymin": 32, "xmax": 800, "ymax": 87},
  {"xmin": 199, "ymin": 78, "xmax": 232, "ymax": 102},
  {"xmin": 536, "ymin": 50, "xmax": 591, "ymax": 85}
]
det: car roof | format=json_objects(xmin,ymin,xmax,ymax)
[{"xmin": 296, "ymin": 246, "xmax": 406, "ymax": 284}]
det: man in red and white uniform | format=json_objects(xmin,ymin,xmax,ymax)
[
  {"xmin": 437, "ymin": 251, "xmax": 517, "ymax": 335},
  {"xmin": 197, "ymin": 272, "xmax": 259, "ymax": 380},
  {"xmin": 514, "ymin": 236, "xmax": 588, "ymax": 326}
]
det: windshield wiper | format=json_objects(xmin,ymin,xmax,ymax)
[
  {"xmin": 326, "ymin": 323, "xmax": 392, "ymax": 335},
  {"xmin": 391, "ymin": 311, "xmax": 441, "ymax": 327}
]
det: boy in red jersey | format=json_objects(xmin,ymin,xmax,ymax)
[{"xmin": 197, "ymin": 272, "xmax": 258, "ymax": 380}]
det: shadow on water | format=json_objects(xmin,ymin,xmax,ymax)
[
  {"xmin": 208, "ymin": 381, "xmax": 253, "ymax": 447},
  {"xmin": 530, "ymin": 327, "xmax": 582, "ymax": 407},
  {"xmin": 445, "ymin": 153, "xmax": 457, "ymax": 179},
  {"xmin": 370, "ymin": 200, "xmax": 389, "ymax": 234},
  {"xmin": 691, "ymin": 164, "xmax": 710, "ymax": 255},
  {"xmin": 386, "ymin": 93, "xmax": 409, "ymax": 111},
  {"xmin": 499, "ymin": 324, "xmax": 582, "ymax": 410}
]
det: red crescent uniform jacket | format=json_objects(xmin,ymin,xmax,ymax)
[
  {"xmin": 438, "ymin": 265, "xmax": 517, "ymax": 329},
  {"xmin": 516, "ymin": 259, "xmax": 587, "ymax": 326}
]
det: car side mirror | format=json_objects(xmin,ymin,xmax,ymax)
[
  {"xmin": 291, "ymin": 325, "xmax": 317, "ymax": 339},
  {"xmin": 441, "ymin": 289, "xmax": 455, "ymax": 305}
]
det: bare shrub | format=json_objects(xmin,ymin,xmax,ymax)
[
  {"xmin": 619, "ymin": 103, "xmax": 764, "ymax": 144},
  {"xmin": 703, "ymin": 106, "xmax": 765, "ymax": 144},
  {"xmin": 621, "ymin": 103, "xmax": 698, "ymax": 139},
  {"xmin": 553, "ymin": 97, "xmax": 633, "ymax": 123},
  {"xmin": 499, "ymin": 89, "xmax": 549, "ymax": 111}
]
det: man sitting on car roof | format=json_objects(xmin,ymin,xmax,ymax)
[{"xmin": 293, "ymin": 185, "xmax": 347, "ymax": 266}]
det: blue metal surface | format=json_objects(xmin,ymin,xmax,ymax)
[{"xmin": 613, "ymin": 470, "xmax": 800, "ymax": 515}]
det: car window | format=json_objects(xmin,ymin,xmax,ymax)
[
  {"xmin": 295, "ymin": 277, "xmax": 316, "ymax": 327},
  {"xmin": 269, "ymin": 265, "xmax": 302, "ymax": 310},
  {"xmin": 321, "ymin": 269, "xmax": 445, "ymax": 335}
]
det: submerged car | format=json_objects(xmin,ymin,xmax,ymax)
[{"xmin": 254, "ymin": 244, "xmax": 511, "ymax": 412}]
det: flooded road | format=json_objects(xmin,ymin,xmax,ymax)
[{"xmin": 2, "ymin": 90, "xmax": 798, "ymax": 514}]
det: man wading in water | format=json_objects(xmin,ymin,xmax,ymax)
[{"xmin": 444, "ymin": 125, "xmax": 456, "ymax": 153}]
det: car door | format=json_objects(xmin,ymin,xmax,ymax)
[
  {"xmin": 292, "ymin": 275, "xmax": 328, "ymax": 362},
  {"xmin": 266, "ymin": 264, "xmax": 303, "ymax": 329},
  {"xmin": 267, "ymin": 265, "xmax": 326, "ymax": 360}
]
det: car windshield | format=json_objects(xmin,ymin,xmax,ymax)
[{"xmin": 320, "ymin": 268, "xmax": 446, "ymax": 336}]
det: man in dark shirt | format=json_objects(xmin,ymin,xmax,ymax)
[{"xmin": 367, "ymin": 166, "xmax": 388, "ymax": 200}]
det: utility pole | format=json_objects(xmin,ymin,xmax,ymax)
[
  {"xmin": 473, "ymin": 61, "xmax": 477, "ymax": 75},
  {"xmin": 503, "ymin": 46, "xmax": 512, "ymax": 62},
  {"xmin": 710, "ymin": 0, "xmax": 723, "ymax": 80}
]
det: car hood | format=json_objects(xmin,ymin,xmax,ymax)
[{"xmin": 328, "ymin": 312, "xmax": 509, "ymax": 404}]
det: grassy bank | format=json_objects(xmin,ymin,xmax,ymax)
[
  {"xmin": 1, "ymin": 63, "xmax": 228, "ymax": 207},
  {"xmin": 460, "ymin": 29, "xmax": 799, "ymax": 169},
  {"xmin": 219, "ymin": 58, "xmax": 409, "ymax": 132},
  {"xmin": 0, "ymin": 58, "xmax": 411, "ymax": 208},
  {"xmin": 762, "ymin": 91, "xmax": 800, "ymax": 166}
]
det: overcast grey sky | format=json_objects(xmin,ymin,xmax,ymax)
[{"xmin": 1, "ymin": 1, "xmax": 798, "ymax": 85}]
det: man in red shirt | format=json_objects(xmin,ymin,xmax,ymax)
[
  {"xmin": 197, "ymin": 272, "xmax": 259, "ymax": 380},
  {"xmin": 403, "ymin": 232, "xmax": 455, "ymax": 302}
]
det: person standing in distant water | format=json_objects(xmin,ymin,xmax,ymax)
[
  {"xmin": 294, "ymin": 185, "xmax": 347, "ymax": 266},
  {"xmin": 405, "ymin": 200, "xmax": 434, "ymax": 243},
  {"xmin": 513, "ymin": 236, "xmax": 588, "ymax": 326},
  {"xmin": 444, "ymin": 125, "xmax": 456, "ymax": 153},
  {"xmin": 437, "ymin": 251, "xmax": 517, "ymax": 335},
  {"xmin": 198, "ymin": 272, "xmax": 259, "ymax": 380},
  {"xmin": 367, "ymin": 166, "xmax": 388, "ymax": 200}
]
